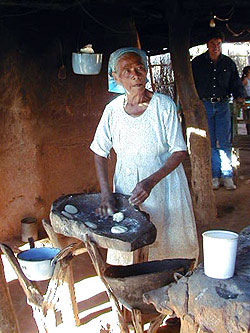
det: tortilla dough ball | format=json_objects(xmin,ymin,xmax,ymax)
[{"xmin": 112, "ymin": 212, "xmax": 124, "ymax": 223}]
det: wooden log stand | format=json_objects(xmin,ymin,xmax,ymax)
[
  {"xmin": 0, "ymin": 242, "xmax": 82, "ymax": 333},
  {"xmin": 83, "ymin": 237, "xmax": 167, "ymax": 332},
  {"xmin": 49, "ymin": 193, "xmax": 164, "ymax": 332},
  {"xmin": 45, "ymin": 216, "xmax": 165, "ymax": 332},
  {"xmin": 0, "ymin": 216, "xmax": 162, "ymax": 333}
]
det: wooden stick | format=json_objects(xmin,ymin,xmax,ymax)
[
  {"xmin": 83, "ymin": 237, "xmax": 129, "ymax": 333},
  {"xmin": 0, "ymin": 244, "xmax": 43, "ymax": 307},
  {"xmin": 131, "ymin": 309, "xmax": 143, "ymax": 333},
  {"xmin": 42, "ymin": 219, "xmax": 82, "ymax": 326},
  {"xmin": 0, "ymin": 255, "xmax": 20, "ymax": 333},
  {"xmin": 42, "ymin": 244, "xmax": 78, "ymax": 314},
  {"xmin": 60, "ymin": 263, "xmax": 80, "ymax": 326},
  {"xmin": 148, "ymin": 314, "xmax": 166, "ymax": 333},
  {"xmin": 133, "ymin": 246, "xmax": 149, "ymax": 263},
  {"xmin": 148, "ymin": 56, "xmax": 156, "ymax": 92},
  {"xmin": 42, "ymin": 218, "xmax": 84, "ymax": 251}
]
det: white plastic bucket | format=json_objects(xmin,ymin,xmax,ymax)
[{"xmin": 202, "ymin": 230, "xmax": 239, "ymax": 279}]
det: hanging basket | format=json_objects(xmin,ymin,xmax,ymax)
[{"xmin": 72, "ymin": 52, "xmax": 103, "ymax": 75}]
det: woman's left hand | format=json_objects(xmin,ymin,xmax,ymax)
[
  {"xmin": 129, "ymin": 151, "xmax": 186, "ymax": 205},
  {"xmin": 129, "ymin": 178, "xmax": 155, "ymax": 205}
]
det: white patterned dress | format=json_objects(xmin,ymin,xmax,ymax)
[{"xmin": 90, "ymin": 93, "xmax": 199, "ymax": 265}]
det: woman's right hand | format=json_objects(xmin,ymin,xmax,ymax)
[{"xmin": 96, "ymin": 192, "xmax": 116, "ymax": 217}]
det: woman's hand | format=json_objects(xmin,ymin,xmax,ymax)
[
  {"xmin": 129, "ymin": 177, "xmax": 155, "ymax": 205},
  {"xmin": 96, "ymin": 192, "xmax": 116, "ymax": 217},
  {"xmin": 129, "ymin": 151, "xmax": 187, "ymax": 205}
]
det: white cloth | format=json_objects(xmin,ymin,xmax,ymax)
[{"xmin": 90, "ymin": 92, "xmax": 199, "ymax": 265}]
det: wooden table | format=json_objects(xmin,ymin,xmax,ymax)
[{"xmin": 49, "ymin": 192, "xmax": 165, "ymax": 333}]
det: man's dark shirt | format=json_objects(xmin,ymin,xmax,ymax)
[{"xmin": 191, "ymin": 51, "xmax": 245, "ymax": 99}]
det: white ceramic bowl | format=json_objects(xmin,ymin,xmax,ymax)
[
  {"xmin": 17, "ymin": 247, "xmax": 60, "ymax": 281},
  {"xmin": 72, "ymin": 52, "xmax": 102, "ymax": 75}
]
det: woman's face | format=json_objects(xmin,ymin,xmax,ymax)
[{"xmin": 112, "ymin": 53, "xmax": 147, "ymax": 94}]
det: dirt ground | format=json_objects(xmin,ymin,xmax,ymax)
[{"xmin": 2, "ymin": 148, "xmax": 250, "ymax": 333}]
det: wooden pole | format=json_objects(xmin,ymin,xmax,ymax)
[
  {"xmin": 167, "ymin": 5, "xmax": 217, "ymax": 224},
  {"xmin": 42, "ymin": 219, "xmax": 81, "ymax": 326},
  {"xmin": 148, "ymin": 56, "xmax": 156, "ymax": 92},
  {"xmin": 0, "ymin": 256, "xmax": 20, "ymax": 333}
]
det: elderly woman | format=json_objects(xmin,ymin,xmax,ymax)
[{"xmin": 90, "ymin": 47, "xmax": 199, "ymax": 265}]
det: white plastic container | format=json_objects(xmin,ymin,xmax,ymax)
[
  {"xmin": 72, "ymin": 52, "xmax": 102, "ymax": 75},
  {"xmin": 202, "ymin": 230, "xmax": 239, "ymax": 279}
]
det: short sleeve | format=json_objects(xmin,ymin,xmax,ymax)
[
  {"xmin": 163, "ymin": 98, "xmax": 187, "ymax": 154},
  {"xmin": 90, "ymin": 106, "xmax": 113, "ymax": 158}
]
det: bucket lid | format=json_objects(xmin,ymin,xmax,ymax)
[{"xmin": 202, "ymin": 230, "xmax": 238, "ymax": 240}]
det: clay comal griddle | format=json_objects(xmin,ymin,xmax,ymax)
[{"xmin": 50, "ymin": 193, "xmax": 157, "ymax": 252}]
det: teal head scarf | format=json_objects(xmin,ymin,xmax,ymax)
[{"xmin": 108, "ymin": 47, "xmax": 148, "ymax": 94}]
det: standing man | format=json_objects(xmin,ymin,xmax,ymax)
[{"xmin": 192, "ymin": 30, "xmax": 245, "ymax": 190}]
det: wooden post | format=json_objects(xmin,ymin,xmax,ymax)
[
  {"xmin": 42, "ymin": 219, "xmax": 81, "ymax": 326},
  {"xmin": 83, "ymin": 237, "xmax": 130, "ymax": 333},
  {"xmin": 0, "ymin": 256, "xmax": 20, "ymax": 333},
  {"xmin": 148, "ymin": 56, "xmax": 156, "ymax": 92},
  {"xmin": 167, "ymin": 5, "xmax": 217, "ymax": 224}
]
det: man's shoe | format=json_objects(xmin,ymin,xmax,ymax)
[
  {"xmin": 212, "ymin": 178, "xmax": 220, "ymax": 190},
  {"xmin": 223, "ymin": 178, "xmax": 236, "ymax": 190}
]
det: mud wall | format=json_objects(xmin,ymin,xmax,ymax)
[{"xmin": 0, "ymin": 27, "xmax": 118, "ymax": 241}]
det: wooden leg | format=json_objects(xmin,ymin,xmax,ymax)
[
  {"xmin": 30, "ymin": 305, "xmax": 47, "ymax": 333},
  {"xmin": 180, "ymin": 317, "xmax": 201, "ymax": 333},
  {"xmin": 57, "ymin": 263, "xmax": 80, "ymax": 327},
  {"xmin": 42, "ymin": 219, "xmax": 83, "ymax": 249},
  {"xmin": 128, "ymin": 246, "xmax": 150, "ymax": 331},
  {"xmin": 133, "ymin": 246, "xmax": 149, "ymax": 263},
  {"xmin": 0, "ymin": 243, "xmax": 43, "ymax": 306},
  {"xmin": 148, "ymin": 314, "xmax": 166, "ymax": 333},
  {"xmin": 131, "ymin": 309, "xmax": 144, "ymax": 333},
  {"xmin": 116, "ymin": 246, "xmax": 149, "ymax": 332},
  {"xmin": 84, "ymin": 238, "xmax": 130, "ymax": 333},
  {"xmin": 31, "ymin": 305, "xmax": 57, "ymax": 333},
  {"xmin": 0, "ymin": 256, "xmax": 20, "ymax": 333},
  {"xmin": 42, "ymin": 219, "xmax": 81, "ymax": 326}
]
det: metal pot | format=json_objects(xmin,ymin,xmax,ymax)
[
  {"xmin": 72, "ymin": 52, "xmax": 102, "ymax": 75},
  {"xmin": 17, "ymin": 247, "xmax": 60, "ymax": 281}
]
